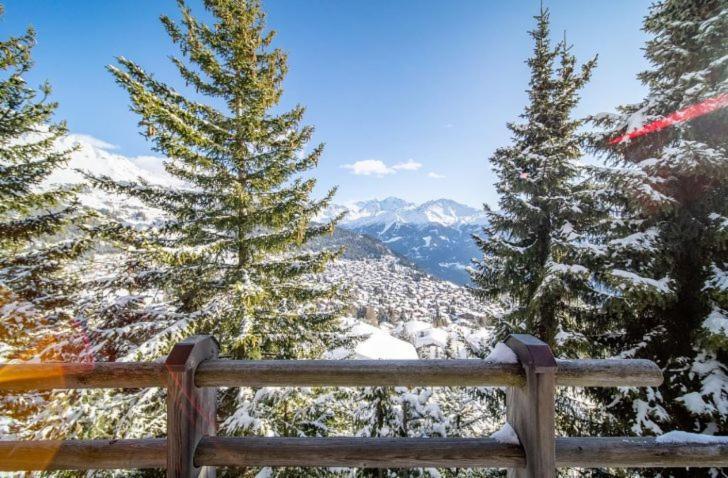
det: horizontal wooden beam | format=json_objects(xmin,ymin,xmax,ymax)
[
  {"xmin": 195, "ymin": 360, "xmax": 526, "ymax": 388},
  {"xmin": 2, "ymin": 437, "xmax": 727, "ymax": 471},
  {"xmin": 556, "ymin": 437, "xmax": 728, "ymax": 468},
  {"xmin": 0, "ymin": 439, "xmax": 165, "ymax": 471},
  {"xmin": 0, "ymin": 358, "xmax": 662, "ymax": 391},
  {"xmin": 0, "ymin": 362, "xmax": 166, "ymax": 391},
  {"xmin": 187, "ymin": 358, "xmax": 666, "ymax": 388},
  {"xmin": 195, "ymin": 437, "xmax": 526, "ymax": 468},
  {"xmin": 555, "ymin": 359, "xmax": 663, "ymax": 387}
]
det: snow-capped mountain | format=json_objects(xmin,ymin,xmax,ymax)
[
  {"xmin": 322, "ymin": 198, "xmax": 487, "ymax": 284},
  {"xmin": 46, "ymin": 134, "xmax": 178, "ymax": 188},
  {"xmin": 52, "ymin": 135, "xmax": 485, "ymax": 285},
  {"xmin": 45, "ymin": 134, "xmax": 178, "ymax": 225},
  {"xmin": 321, "ymin": 197, "xmax": 487, "ymax": 228}
]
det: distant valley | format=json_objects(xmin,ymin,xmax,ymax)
[{"xmin": 320, "ymin": 197, "xmax": 487, "ymax": 284}]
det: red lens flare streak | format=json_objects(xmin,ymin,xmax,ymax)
[{"xmin": 610, "ymin": 93, "xmax": 728, "ymax": 145}]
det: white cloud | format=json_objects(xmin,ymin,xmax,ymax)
[
  {"xmin": 428, "ymin": 172, "xmax": 446, "ymax": 179},
  {"xmin": 342, "ymin": 158, "xmax": 424, "ymax": 177},
  {"xmin": 70, "ymin": 133, "xmax": 119, "ymax": 150},
  {"xmin": 342, "ymin": 159, "xmax": 396, "ymax": 176},
  {"xmin": 392, "ymin": 159, "xmax": 422, "ymax": 171}
]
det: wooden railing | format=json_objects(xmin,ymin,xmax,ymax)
[{"xmin": 1, "ymin": 334, "xmax": 726, "ymax": 477}]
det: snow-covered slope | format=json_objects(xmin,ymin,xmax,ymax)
[
  {"xmin": 46, "ymin": 134, "xmax": 177, "ymax": 225},
  {"xmin": 47, "ymin": 134, "xmax": 177, "ymax": 188}
]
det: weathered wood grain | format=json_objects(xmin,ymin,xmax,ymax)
[
  {"xmin": 2, "ymin": 436, "xmax": 727, "ymax": 471},
  {"xmin": 195, "ymin": 437, "xmax": 526, "ymax": 468},
  {"xmin": 556, "ymin": 437, "xmax": 728, "ymax": 468},
  {"xmin": 0, "ymin": 362, "xmax": 166, "ymax": 390},
  {"xmin": 165, "ymin": 335, "xmax": 218, "ymax": 478},
  {"xmin": 506, "ymin": 334, "xmax": 557, "ymax": 478},
  {"xmin": 555, "ymin": 359, "xmax": 663, "ymax": 387},
  {"xmin": 0, "ymin": 439, "xmax": 165, "ymax": 471},
  {"xmin": 195, "ymin": 359, "xmax": 526, "ymax": 388},
  {"xmin": 0, "ymin": 358, "xmax": 662, "ymax": 391}
]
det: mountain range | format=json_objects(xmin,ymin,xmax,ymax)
[
  {"xmin": 52, "ymin": 134, "xmax": 486, "ymax": 284},
  {"xmin": 320, "ymin": 198, "xmax": 486, "ymax": 284}
]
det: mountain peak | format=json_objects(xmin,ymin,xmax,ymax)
[
  {"xmin": 415, "ymin": 199, "xmax": 483, "ymax": 226},
  {"xmin": 322, "ymin": 197, "xmax": 486, "ymax": 227},
  {"xmin": 354, "ymin": 197, "xmax": 414, "ymax": 212},
  {"xmin": 46, "ymin": 134, "xmax": 179, "ymax": 188}
]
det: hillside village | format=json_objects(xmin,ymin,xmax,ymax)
[{"xmin": 322, "ymin": 255, "xmax": 499, "ymax": 360}]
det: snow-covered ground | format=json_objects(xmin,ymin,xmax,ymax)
[{"xmin": 328, "ymin": 320, "xmax": 418, "ymax": 360}]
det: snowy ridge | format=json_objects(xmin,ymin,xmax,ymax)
[
  {"xmin": 45, "ymin": 134, "xmax": 180, "ymax": 226},
  {"xmin": 47, "ymin": 134, "xmax": 178, "ymax": 188},
  {"xmin": 655, "ymin": 431, "xmax": 728, "ymax": 444},
  {"xmin": 46, "ymin": 135, "xmax": 484, "ymax": 284},
  {"xmin": 321, "ymin": 197, "xmax": 488, "ymax": 228},
  {"xmin": 320, "ymin": 198, "xmax": 486, "ymax": 285}
]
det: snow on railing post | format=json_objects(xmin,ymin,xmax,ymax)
[
  {"xmin": 505, "ymin": 334, "xmax": 557, "ymax": 478},
  {"xmin": 165, "ymin": 336, "xmax": 219, "ymax": 478}
]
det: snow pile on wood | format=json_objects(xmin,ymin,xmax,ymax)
[
  {"xmin": 655, "ymin": 431, "xmax": 728, "ymax": 444},
  {"xmin": 490, "ymin": 422, "xmax": 520, "ymax": 445},
  {"xmin": 484, "ymin": 342, "xmax": 518, "ymax": 364}
]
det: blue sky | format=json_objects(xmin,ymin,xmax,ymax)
[{"xmin": 2, "ymin": 0, "xmax": 652, "ymax": 207}]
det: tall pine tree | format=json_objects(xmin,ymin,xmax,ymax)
[
  {"xmin": 0, "ymin": 3, "xmax": 93, "ymax": 438},
  {"xmin": 469, "ymin": 10, "xmax": 610, "ymax": 458},
  {"xmin": 470, "ymin": 7, "xmax": 597, "ymax": 351},
  {"xmin": 588, "ymin": 1, "xmax": 727, "ymax": 475},
  {"xmin": 82, "ymin": 0, "xmax": 347, "ymax": 475}
]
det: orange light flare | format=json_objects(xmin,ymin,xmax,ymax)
[
  {"xmin": 0, "ymin": 316, "xmax": 95, "ymax": 470},
  {"xmin": 610, "ymin": 93, "xmax": 728, "ymax": 145},
  {"xmin": 0, "ymin": 319, "xmax": 95, "ymax": 385}
]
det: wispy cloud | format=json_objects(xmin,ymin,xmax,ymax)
[
  {"xmin": 392, "ymin": 159, "xmax": 422, "ymax": 171},
  {"xmin": 342, "ymin": 159, "xmax": 396, "ymax": 176},
  {"xmin": 427, "ymin": 172, "xmax": 446, "ymax": 179},
  {"xmin": 71, "ymin": 133, "xmax": 119, "ymax": 150},
  {"xmin": 342, "ymin": 158, "xmax": 422, "ymax": 177}
]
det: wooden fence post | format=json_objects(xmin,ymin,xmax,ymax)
[
  {"xmin": 505, "ymin": 334, "xmax": 557, "ymax": 478},
  {"xmin": 166, "ymin": 336, "xmax": 219, "ymax": 478}
]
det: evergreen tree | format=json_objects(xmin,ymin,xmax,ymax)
[
  {"xmin": 469, "ymin": 10, "xmax": 608, "ymax": 459},
  {"xmin": 588, "ymin": 0, "xmax": 728, "ymax": 475},
  {"xmin": 351, "ymin": 386, "xmax": 447, "ymax": 478},
  {"xmin": 0, "ymin": 3, "xmax": 92, "ymax": 438},
  {"xmin": 470, "ymin": 7, "xmax": 597, "ymax": 352},
  {"xmin": 82, "ymin": 0, "xmax": 346, "ymax": 475}
]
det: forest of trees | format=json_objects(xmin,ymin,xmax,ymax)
[{"xmin": 0, "ymin": 0, "xmax": 726, "ymax": 477}]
